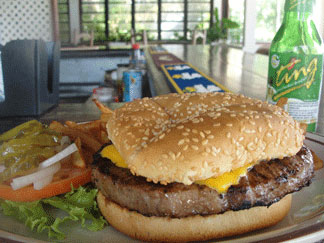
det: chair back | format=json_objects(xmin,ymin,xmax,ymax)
[
  {"xmin": 192, "ymin": 29, "xmax": 207, "ymax": 45},
  {"xmin": 72, "ymin": 29, "xmax": 94, "ymax": 46},
  {"xmin": 131, "ymin": 29, "xmax": 148, "ymax": 46}
]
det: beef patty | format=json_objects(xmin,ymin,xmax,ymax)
[{"xmin": 92, "ymin": 145, "xmax": 314, "ymax": 218}]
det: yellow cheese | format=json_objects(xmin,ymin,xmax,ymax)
[
  {"xmin": 100, "ymin": 145, "xmax": 128, "ymax": 168},
  {"xmin": 100, "ymin": 145, "xmax": 251, "ymax": 193},
  {"xmin": 195, "ymin": 163, "xmax": 252, "ymax": 193}
]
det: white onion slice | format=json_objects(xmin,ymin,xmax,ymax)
[
  {"xmin": 33, "ymin": 174, "xmax": 54, "ymax": 190},
  {"xmin": 11, "ymin": 163, "xmax": 61, "ymax": 190},
  {"xmin": 0, "ymin": 165, "xmax": 5, "ymax": 173},
  {"xmin": 39, "ymin": 143, "xmax": 77, "ymax": 169}
]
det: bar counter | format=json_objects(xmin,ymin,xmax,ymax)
[
  {"xmin": 146, "ymin": 44, "xmax": 324, "ymax": 135},
  {"xmin": 1, "ymin": 44, "xmax": 324, "ymax": 136}
]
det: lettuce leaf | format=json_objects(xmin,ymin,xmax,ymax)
[{"xmin": 0, "ymin": 185, "xmax": 107, "ymax": 240}]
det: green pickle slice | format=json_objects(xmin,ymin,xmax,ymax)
[{"xmin": 0, "ymin": 120, "xmax": 62, "ymax": 183}]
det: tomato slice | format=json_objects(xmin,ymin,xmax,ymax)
[{"xmin": 0, "ymin": 166, "xmax": 91, "ymax": 202}]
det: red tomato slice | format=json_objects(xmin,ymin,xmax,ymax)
[{"xmin": 0, "ymin": 166, "xmax": 91, "ymax": 202}]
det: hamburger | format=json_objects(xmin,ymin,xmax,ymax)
[{"xmin": 91, "ymin": 92, "xmax": 314, "ymax": 242}]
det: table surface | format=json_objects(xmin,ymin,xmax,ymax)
[{"xmin": 146, "ymin": 44, "xmax": 324, "ymax": 136}]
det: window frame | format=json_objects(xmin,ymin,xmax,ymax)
[{"xmin": 75, "ymin": 0, "xmax": 214, "ymax": 43}]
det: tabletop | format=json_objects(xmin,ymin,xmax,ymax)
[{"xmin": 146, "ymin": 44, "xmax": 324, "ymax": 136}]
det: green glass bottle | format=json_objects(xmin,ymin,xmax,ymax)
[{"xmin": 266, "ymin": 0, "xmax": 324, "ymax": 132}]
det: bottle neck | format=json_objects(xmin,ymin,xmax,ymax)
[{"xmin": 284, "ymin": 0, "xmax": 314, "ymax": 20}]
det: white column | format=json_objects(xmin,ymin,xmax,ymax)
[
  {"xmin": 69, "ymin": 0, "xmax": 80, "ymax": 42},
  {"xmin": 243, "ymin": 0, "xmax": 257, "ymax": 53},
  {"xmin": 313, "ymin": 0, "xmax": 324, "ymax": 39}
]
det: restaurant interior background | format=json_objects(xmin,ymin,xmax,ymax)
[{"xmin": 0, "ymin": 0, "xmax": 324, "ymax": 102}]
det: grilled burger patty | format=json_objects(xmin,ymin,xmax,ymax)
[{"xmin": 92, "ymin": 145, "xmax": 314, "ymax": 218}]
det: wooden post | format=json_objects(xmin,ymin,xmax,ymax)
[{"xmin": 52, "ymin": 0, "xmax": 60, "ymax": 41}]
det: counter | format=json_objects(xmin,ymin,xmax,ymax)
[{"xmin": 146, "ymin": 44, "xmax": 324, "ymax": 136}]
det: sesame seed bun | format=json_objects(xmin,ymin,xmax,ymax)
[
  {"xmin": 97, "ymin": 191, "xmax": 292, "ymax": 242},
  {"xmin": 106, "ymin": 92, "xmax": 304, "ymax": 185}
]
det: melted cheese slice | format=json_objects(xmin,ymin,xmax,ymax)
[
  {"xmin": 101, "ymin": 145, "xmax": 128, "ymax": 168},
  {"xmin": 100, "ymin": 145, "xmax": 251, "ymax": 193}
]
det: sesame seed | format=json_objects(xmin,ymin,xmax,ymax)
[
  {"xmin": 226, "ymin": 123, "xmax": 233, "ymax": 127},
  {"xmin": 213, "ymin": 123, "xmax": 221, "ymax": 127},
  {"xmin": 192, "ymin": 129, "xmax": 198, "ymax": 134},
  {"xmin": 169, "ymin": 152, "xmax": 176, "ymax": 160},
  {"xmin": 178, "ymin": 139, "xmax": 185, "ymax": 145},
  {"xmin": 200, "ymin": 132, "xmax": 205, "ymax": 138},
  {"xmin": 142, "ymin": 136, "xmax": 148, "ymax": 140},
  {"xmin": 191, "ymin": 145, "xmax": 199, "ymax": 150},
  {"xmin": 192, "ymin": 138, "xmax": 199, "ymax": 143},
  {"xmin": 182, "ymin": 132, "xmax": 189, "ymax": 136},
  {"xmin": 207, "ymin": 135, "xmax": 214, "ymax": 139},
  {"xmin": 206, "ymin": 147, "xmax": 211, "ymax": 153},
  {"xmin": 202, "ymin": 139, "xmax": 209, "ymax": 145},
  {"xmin": 226, "ymin": 132, "xmax": 231, "ymax": 138},
  {"xmin": 159, "ymin": 133, "xmax": 165, "ymax": 139},
  {"xmin": 177, "ymin": 125, "xmax": 184, "ymax": 129},
  {"xmin": 183, "ymin": 145, "xmax": 189, "ymax": 151},
  {"xmin": 249, "ymin": 121, "xmax": 256, "ymax": 125}
]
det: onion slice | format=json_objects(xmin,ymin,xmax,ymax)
[
  {"xmin": 33, "ymin": 174, "xmax": 54, "ymax": 190},
  {"xmin": 11, "ymin": 163, "xmax": 61, "ymax": 190},
  {"xmin": 39, "ymin": 143, "xmax": 78, "ymax": 169}
]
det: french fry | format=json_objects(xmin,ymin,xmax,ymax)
[
  {"xmin": 276, "ymin": 97, "xmax": 288, "ymax": 108},
  {"xmin": 49, "ymin": 121, "xmax": 102, "ymax": 152},
  {"xmin": 71, "ymin": 137, "xmax": 86, "ymax": 168},
  {"xmin": 93, "ymin": 98, "xmax": 113, "ymax": 114},
  {"xmin": 65, "ymin": 120, "xmax": 78, "ymax": 128},
  {"xmin": 82, "ymin": 149, "xmax": 94, "ymax": 164},
  {"xmin": 100, "ymin": 130, "xmax": 110, "ymax": 144}
]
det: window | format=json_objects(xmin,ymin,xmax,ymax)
[
  {"xmin": 80, "ymin": 0, "xmax": 106, "ymax": 42},
  {"xmin": 228, "ymin": 0, "xmax": 244, "ymax": 45},
  {"xmin": 59, "ymin": 0, "xmax": 214, "ymax": 43},
  {"xmin": 188, "ymin": 0, "xmax": 211, "ymax": 31},
  {"xmin": 255, "ymin": 0, "xmax": 284, "ymax": 43},
  {"xmin": 135, "ymin": 0, "xmax": 158, "ymax": 40},
  {"xmin": 58, "ymin": 0, "xmax": 70, "ymax": 43},
  {"xmin": 161, "ymin": 1, "xmax": 184, "ymax": 40},
  {"xmin": 109, "ymin": 0, "xmax": 132, "ymax": 41}
]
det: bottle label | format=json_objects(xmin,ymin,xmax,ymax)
[{"xmin": 267, "ymin": 52, "xmax": 323, "ymax": 132}]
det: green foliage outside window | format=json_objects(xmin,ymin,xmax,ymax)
[{"xmin": 207, "ymin": 8, "xmax": 240, "ymax": 43}]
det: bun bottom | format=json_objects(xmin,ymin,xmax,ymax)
[{"xmin": 97, "ymin": 191, "xmax": 292, "ymax": 242}]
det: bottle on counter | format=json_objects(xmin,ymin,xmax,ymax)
[
  {"xmin": 129, "ymin": 43, "xmax": 146, "ymax": 74},
  {"xmin": 266, "ymin": 0, "xmax": 324, "ymax": 132},
  {"xmin": 123, "ymin": 44, "xmax": 143, "ymax": 102}
]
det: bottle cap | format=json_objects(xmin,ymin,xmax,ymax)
[{"xmin": 132, "ymin": 44, "xmax": 140, "ymax": 50}]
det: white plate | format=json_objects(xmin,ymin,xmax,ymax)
[{"xmin": 1, "ymin": 133, "xmax": 324, "ymax": 243}]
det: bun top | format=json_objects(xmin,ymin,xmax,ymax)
[{"xmin": 106, "ymin": 93, "xmax": 305, "ymax": 185}]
